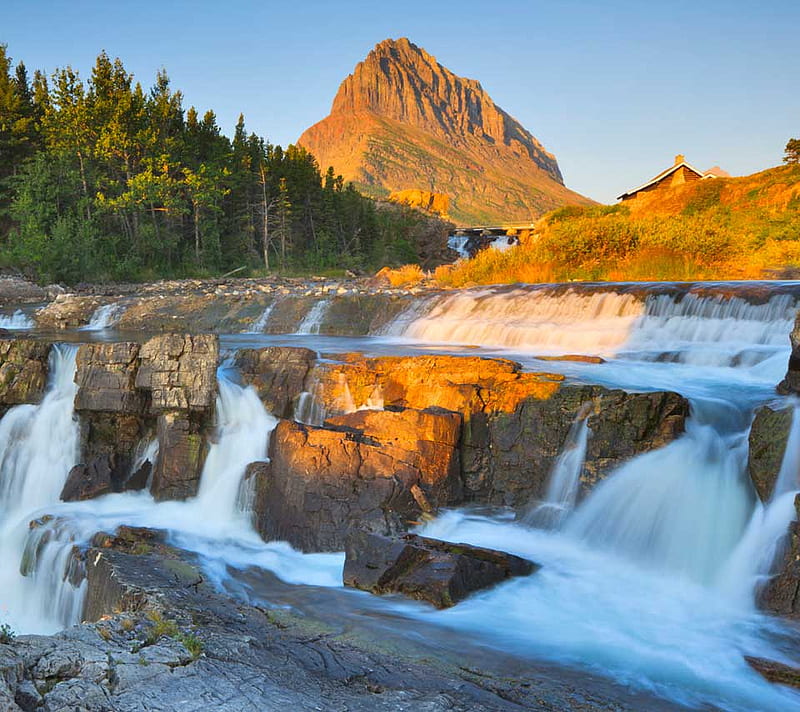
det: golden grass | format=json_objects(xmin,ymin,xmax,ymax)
[{"xmin": 383, "ymin": 263, "xmax": 426, "ymax": 287}]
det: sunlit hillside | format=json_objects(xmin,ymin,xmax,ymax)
[{"xmin": 434, "ymin": 164, "xmax": 800, "ymax": 286}]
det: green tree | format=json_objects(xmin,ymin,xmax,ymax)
[{"xmin": 785, "ymin": 138, "xmax": 800, "ymax": 165}]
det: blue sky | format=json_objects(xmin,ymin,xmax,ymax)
[{"xmin": 4, "ymin": 0, "xmax": 799, "ymax": 203}]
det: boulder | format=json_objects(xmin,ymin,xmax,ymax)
[
  {"xmin": 233, "ymin": 346, "xmax": 316, "ymax": 418},
  {"xmin": 749, "ymin": 405, "xmax": 794, "ymax": 502},
  {"xmin": 0, "ymin": 339, "xmax": 50, "ymax": 408},
  {"xmin": 249, "ymin": 407, "xmax": 462, "ymax": 551},
  {"xmin": 779, "ymin": 313, "xmax": 800, "ymax": 395},
  {"xmin": 150, "ymin": 413, "xmax": 206, "ymax": 501},
  {"xmin": 311, "ymin": 355, "xmax": 689, "ymax": 506},
  {"xmin": 135, "ymin": 334, "xmax": 218, "ymax": 413},
  {"xmin": 343, "ymin": 531, "xmax": 537, "ymax": 608},
  {"xmin": 74, "ymin": 342, "xmax": 143, "ymax": 413},
  {"xmin": 61, "ymin": 455, "xmax": 149, "ymax": 502},
  {"xmin": 72, "ymin": 335, "xmax": 219, "ymax": 502}
]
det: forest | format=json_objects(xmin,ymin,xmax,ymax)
[{"xmin": 0, "ymin": 46, "xmax": 441, "ymax": 283}]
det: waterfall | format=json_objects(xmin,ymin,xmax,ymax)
[
  {"xmin": 717, "ymin": 405, "xmax": 800, "ymax": 604},
  {"xmin": 396, "ymin": 287, "xmax": 644, "ymax": 354},
  {"xmin": 296, "ymin": 299, "xmax": 330, "ymax": 335},
  {"xmin": 566, "ymin": 399, "xmax": 756, "ymax": 585},
  {"xmin": 0, "ymin": 310, "xmax": 34, "ymax": 330},
  {"xmin": 81, "ymin": 303, "xmax": 126, "ymax": 331},
  {"xmin": 621, "ymin": 293, "xmax": 798, "ymax": 367},
  {"xmin": 246, "ymin": 302, "xmax": 276, "ymax": 334},
  {"xmin": 192, "ymin": 373, "xmax": 277, "ymax": 525},
  {"xmin": 390, "ymin": 285, "xmax": 798, "ymax": 367},
  {"xmin": 0, "ymin": 345, "xmax": 83, "ymax": 633},
  {"xmin": 447, "ymin": 235, "xmax": 470, "ymax": 259},
  {"xmin": 771, "ymin": 404, "xmax": 800, "ymax": 499},
  {"xmin": 521, "ymin": 406, "xmax": 592, "ymax": 528}
]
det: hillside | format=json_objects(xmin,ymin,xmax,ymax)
[
  {"xmin": 434, "ymin": 163, "xmax": 800, "ymax": 286},
  {"xmin": 298, "ymin": 38, "xmax": 593, "ymax": 225}
]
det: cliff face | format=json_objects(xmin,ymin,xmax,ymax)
[{"xmin": 298, "ymin": 38, "xmax": 593, "ymax": 225}]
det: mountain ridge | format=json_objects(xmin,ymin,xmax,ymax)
[{"xmin": 298, "ymin": 38, "xmax": 593, "ymax": 225}]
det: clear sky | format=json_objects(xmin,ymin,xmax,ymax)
[{"xmin": 4, "ymin": 0, "xmax": 799, "ymax": 203}]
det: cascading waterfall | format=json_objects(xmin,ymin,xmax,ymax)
[
  {"xmin": 718, "ymin": 404, "xmax": 800, "ymax": 604},
  {"xmin": 0, "ymin": 310, "xmax": 34, "ymax": 329},
  {"xmin": 391, "ymin": 285, "xmax": 799, "ymax": 368},
  {"xmin": 566, "ymin": 399, "xmax": 756, "ymax": 585},
  {"xmin": 395, "ymin": 287, "xmax": 645, "ymax": 354},
  {"xmin": 0, "ymin": 345, "xmax": 83, "ymax": 633},
  {"xmin": 246, "ymin": 302, "xmax": 276, "ymax": 334},
  {"xmin": 447, "ymin": 235, "xmax": 470, "ymax": 259},
  {"xmin": 521, "ymin": 405, "xmax": 592, "ymax": 528},
  {"xmin": 81, "ymin": 303, "xmax": 126, "ymax": 331},
  {"xmin": 296, "ymin": 299, "xmax": 330, "ymax": 335},
  {"xmin": 1, "ymin": 280, "xmax": 800, "ymax": 710},
  {"xmin": 193, "ymin": 372, "xmax": 277, "ymax": 526}
]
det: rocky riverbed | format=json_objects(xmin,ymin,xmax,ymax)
[{"xmin": 3, "ymin": 277, "xmax": 800, "ymax": 710}]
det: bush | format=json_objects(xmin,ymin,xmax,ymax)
[{"xmin": 0, "ymin": 622, "xmax": 15, "ymax": 644}]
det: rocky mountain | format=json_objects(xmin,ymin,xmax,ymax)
[{"xmin": 298, "ymin": 38, "xmax": 592, "ymax": 225}]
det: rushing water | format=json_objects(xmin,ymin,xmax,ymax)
[
  {"xmin": 80, "ymin": 303, "xmax": 126, "ymax": 331},
  {"xmin": 521, "ymin": 404, "xmax": 592, "ymax": 528},
  {"xmin": 246, "ymin": 302, "xmax": 276, "ymax": 334},
  {"xmin": 296, "ymin": 299, "xmax": 330, "ymax": 334},
  {"xmin": 2, "ymin": 282, "xmax": 800, "ymax": 710},
  {"xmin": 0, "ymin": 310, "xmax": 35, "ymax": 330}
]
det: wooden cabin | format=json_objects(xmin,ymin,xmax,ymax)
[{"xmin": 618, "ymin": 155, "xmax": 725, "ymax": 202}]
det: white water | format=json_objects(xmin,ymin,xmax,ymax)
[
  {"xmin": 80, "ymin": 303, "xmax": 126, "ymax": 331},
  {"xmin": 194, "ymin": 375, "xmax": 277, "ymax": 527},
  {"xmin": 447, "ymin": 234, "xmax": 518, "ymax": 260},
  {"xmin": 2, "ymin": 282, "xmax": 800, "ymax": 711},
  {"xmin": 296, "ymin": 299, "xmax": 330, "ymax": 335},
  {"xmin": 522, "ymin": 407, "xmax": 591, "ymax": 528},
  {"xmin": 397, "ymin": 287, "xmax": 645, "ymax": 354},
  {"xmin": 395, "ymin": 286, "xmax": 798, "ymax": 369},
  {"xmin": 0, "ymin": 310, "xmax": 34, "ymax": 329},
  {"xmin": 0, "ymin": 345, "xmax": 83, "ymax": 633},
  {"xmin": 416, "ymin": 511, "xmax": 800, "ymax": 712},
  {"xmin": 567, "ymin": 401, "xmax": 756, "ymax": 586},
  {"xmin": 772, "ymin": 404, "xmax": 800, "ymax": 498},
  {"xmin": 246, "ymin": 302, "xmax": 276, "ymax": 334}
]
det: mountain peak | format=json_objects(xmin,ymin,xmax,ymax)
[{"xmin": 299, "ymin": 38, "xmax": 592, "ymax": 224}]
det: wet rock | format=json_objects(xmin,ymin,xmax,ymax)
[
  {"xmin": 344, "ymin": 531, "xmax": 537, "ymax": 608},
  {"xmin": 61, "ymin": 459, "xmax": 115, "ymax": 501},
  {"xmin": 0, "ymin": 514, "xmax": 687, "ymax": 712},
  {"xmin": 34, "ymin": 294, "xmax": 104, "ymax": 329},
  {"xmin": 150, "ymin": 413, "xmax": 206, "ymax": 501},
  {"xmin": 250, "ymin": 407, "xmax": 462, "ymax": 551},
  {"xmin": 60, "ymin": 454, "xmax": 149, "ymax": 502},
  {"xmin": 749, "ymin": 405, "xmax": 793, "ymax": 502},
  {"xmin": 81, "ymin": 527, "xmax": 198, "ymax": 622},
  {"xmin": 759, "ymin": 494, "xmax": 800, "ymax": 615},
  {"xmin": 0, "ymin": 340, "xmax": 50, "ymax": 408},
  {"xmin": 745, "ymin": 655, "xmax": 800, "ymax": 689},
  {"xmin": 73, "ymin": 335, "xmax": 219, "ymax": 502},
  {"xmin": 233, "ymin": 346, "xmax": 316, "ymax": 418},
  {"xmin": 779, "ymin": 314, "xmax": 800, "ymax": 394}
]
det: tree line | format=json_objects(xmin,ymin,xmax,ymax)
[{"xmin": 0, "ymin": 46, "xmax": 443, "ymax": 283}]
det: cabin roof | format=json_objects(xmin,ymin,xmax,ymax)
[{"xmin": 617, "ymin": 158, "xmax": 705, "ymax": 200}]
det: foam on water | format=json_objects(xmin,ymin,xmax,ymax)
[
  {"xmin": 0, "ymin": 310, "xmax": 34, "ymax": 330},
  {"xmin": 2, "ymin": 282, "xmax": 800, "ymax": 711},
  {"xmin": 80, "ymin": 303, "xmax": 126, "ymax": 331}
]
